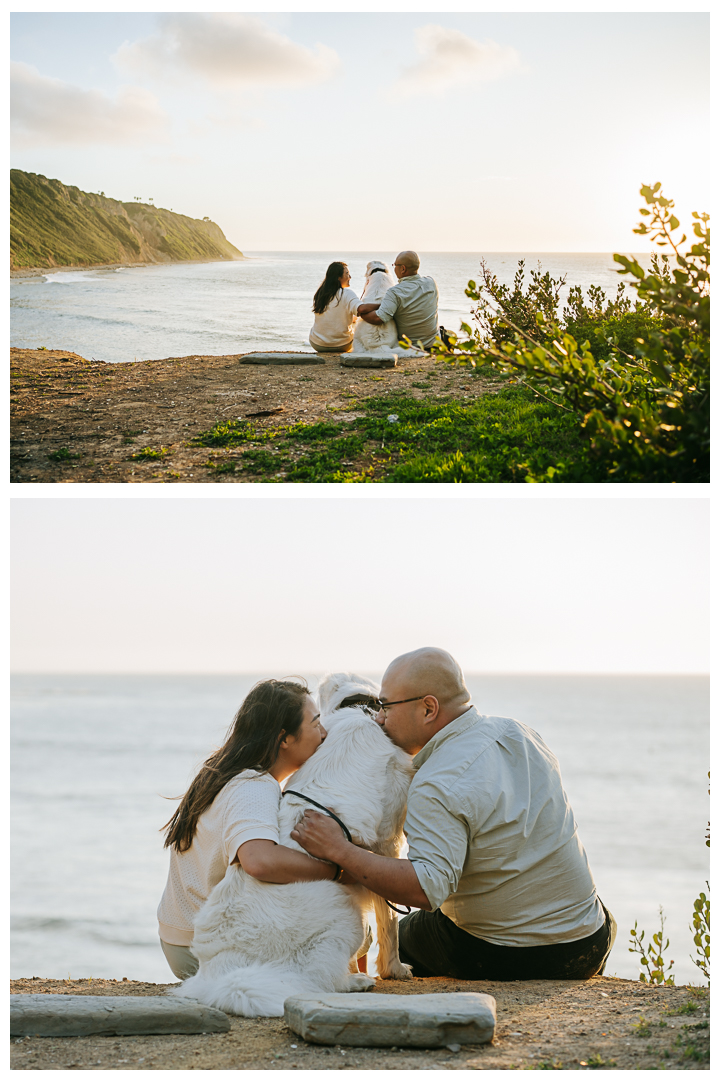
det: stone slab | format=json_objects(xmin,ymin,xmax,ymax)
[
  {"xmin": 341, "ymin": 355, "xmax": 397, "ymax": 368},
  {"xmin": 240, "ymin": 352, "xmax": 326, "ymax": 365},
  {"xmin": 10, "ymin": 995, "xmax": 231, "ymax": 1038},
  {"xmin": 284, "ymin": 992, "xmax": 496, "ymax": 1048}
]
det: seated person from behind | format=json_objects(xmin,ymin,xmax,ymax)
[
  {"xmin": 292, "ymin": 647, "xmax": 617, "ymax": 983},
  {"xmin": 357, "ymin": 250, "xmax": 439, "ymax": 349},
  {"xmin": 309, "ymin": 261, "xmax": 360, "ymax": 353}
]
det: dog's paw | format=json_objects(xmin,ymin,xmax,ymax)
[
  {"xmin": 377, "ymin": 961, "xmax": 413, "ymax": 981},
  {"xmin": 347, "ymin": 972, "xmax": 376, "ymax": 992}
]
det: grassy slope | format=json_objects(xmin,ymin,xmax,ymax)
[
  {"xmin": 187, "ymin": 384, "xmax": 604, "ymax": 483},
  {"xmin": 10, "ymin": 170, "xmax": 243, "ymax": 269}
]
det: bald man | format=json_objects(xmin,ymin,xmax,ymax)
[
  {"xmin": 356, "ymin": 251, "xmax": 439, "ymax": 349},
  {"xmin": 292, "ymin": 647, "xmax": 616, "ymax": 982}
]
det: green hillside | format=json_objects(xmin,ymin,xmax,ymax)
[{"xmin": 10, "ymin": 170, "xmax": 243, "ymax": 270}]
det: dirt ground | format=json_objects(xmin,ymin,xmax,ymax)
[
  {"xmin": 10, "ymin": 347, "xmax": 496, "ymax": 484},
  {"xmin": 10, "ymin": 975, "xmax": 709, "ymax": 1070}
]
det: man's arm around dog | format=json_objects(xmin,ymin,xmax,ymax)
[{"xmin": 291, "ymin": 811, "xmax": 431, "ymax": 910}]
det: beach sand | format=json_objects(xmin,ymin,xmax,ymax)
[
  {"xmin": 10, "ymin": 975, "xmax": 709, "ymax": 1070},
  {"xmin": 10, "ymin": 347, "xmax": 497, "ymax": 483}
]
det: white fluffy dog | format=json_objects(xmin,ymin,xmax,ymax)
[
  {"xmin": 171, "ymin": 673, "xmax": 414, "ymax": 1017},
  {"xmin": 351, "ymin": 261, "xmax": 399, "ymax": 356}
]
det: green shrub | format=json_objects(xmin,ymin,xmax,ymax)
[{"xmin": 437, "ymin": 183, "xmax": 709, "ymax": 482}]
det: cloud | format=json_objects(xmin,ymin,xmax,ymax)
[
  {"xmin": 114, "ymin": 14, "xmax": 340, "ymax": 90},
  {"xmin": 11, "ymin": 62, "xmax": 169, "ymax": 147},
  {"xmin": 395, "ymin": 25, "xmax": 521, "ymax": 96}
]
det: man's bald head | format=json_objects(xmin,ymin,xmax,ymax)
[
  {"xmin": 395, "ymin": 250, "xmax": 420, "ymax": 275},
  {"xmin": 384, "ymin": 647, "xmax": 469, "ymax": 710}
]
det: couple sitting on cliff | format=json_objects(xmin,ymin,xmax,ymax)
[{"xmin": 308, "ymin": 251, "xmax": 440, "ymax": 357}]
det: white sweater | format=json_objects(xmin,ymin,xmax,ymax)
[
  {"xmin": 157, "ymin": 770, "xmax": 281, "ymax": 946},
  {"xmin": 309, "ymin": 288, "xmax": 361, "ymax": 348}
]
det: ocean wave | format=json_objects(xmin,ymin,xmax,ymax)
[{"xmin": 11, "ymin": 916, "xmax": 157, "ymax": 948}]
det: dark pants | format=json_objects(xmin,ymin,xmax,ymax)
[{"xmin": 398, "ymin": 902, "xmax": 617, "ymax": 981}]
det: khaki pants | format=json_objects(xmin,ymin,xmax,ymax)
[
  {"xmin": 309, "ymin": 339, "xmax": 353, "ymax": 353},
  {"xmin": 160, "ymin": 939, "xmax": 199, "ymax": 980}
]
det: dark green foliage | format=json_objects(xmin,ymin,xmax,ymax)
[
  {"xmin": 437, "ymin": 184, "xmax": 710, "ymax": 483},
  {"xmin": 10, "ymin": 169, "xmax": 243, "ymax": 269},
  {"xmin": 191, "ymin": 386, "xmax": 596, "ymax": 484},
  {"xmin": 47, "ymin": 446, "xmax": 79, "ymax": 462}
]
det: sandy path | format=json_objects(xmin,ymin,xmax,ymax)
[
  {"xmin": 9, "ymin": 348, "xmax": 496, "ymax": 484},
  {"xmin": 10, "ymin": 975, "xmax": 709, "ymax": 1070}
]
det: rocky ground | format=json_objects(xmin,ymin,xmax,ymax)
[
  {"xmin": 9, "ymin": 348, "xmax": 496, "ymax": 484},
  {"xmin": 10, "ymin": 975, "xmax": 709, "ymax": 1070}
]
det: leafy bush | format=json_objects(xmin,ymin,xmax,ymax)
[{"xmin": 438, "ymin": 184, "xmax": 709, "ymax": 482}]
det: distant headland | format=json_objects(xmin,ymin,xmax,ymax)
[{"xmin": 10, "ymin": 169, "xmax": 244, "ymax": 272}]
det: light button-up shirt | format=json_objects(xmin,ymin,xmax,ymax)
[
  {"xmin": 375, "ymin": 273, "xmax": 439, "ymax": 346},
  {"xmin": 405, "ymin": 706, "xmax": 605, "ymax": 946}
]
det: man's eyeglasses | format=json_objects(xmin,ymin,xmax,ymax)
[{"xmin": 376, "ymin": 696, "xmax": 426, "ymax": 714}]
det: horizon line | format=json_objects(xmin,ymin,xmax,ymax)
[{"xmin": 10, "ymin": 670, "xmax": 709, "ymax": 678}]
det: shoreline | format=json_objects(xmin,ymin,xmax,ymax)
[
  {"xmin": 9, "ymin": 975, "xmax": 709, "ymax": 1070},
  {"xmin": 10, "ymin": 255, "xmax": 247, "ymax": 280}
]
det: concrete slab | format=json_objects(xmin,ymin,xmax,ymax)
[
  {"xmin": 239, "ymin": 353, "xmax": 327, "ymax": 365},
  {"xmin": 284, "ymin": 991, "xmax": 496, "ymax": 1048},
  {"xmin": 10, "ymin": 995, "xmax": 231, "ymax": 1038}
]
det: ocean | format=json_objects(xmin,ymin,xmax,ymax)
[
  {"xmin": 11, "ymin": 673, "xmax": 708, "ymax": 986},
  {"xmin": 10, "ymin": 251, "xmax": 653, "ymax": 364}
]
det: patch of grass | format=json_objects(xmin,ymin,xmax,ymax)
[
  {"xmin": 190, "ymin": 386, "xmax": 600, "ymax": 484},
  {"xmin": 632, "ymin": 1016, "xmax": 652, "ymax": 1038},
  {"xmin": 48, "ymin": 446, "xmax": 79, "ymax": 462},
  {"xmin": 666, "ymin": 1000, "xmax": 699, "ymax": 1016},
  {"xmin": 122, "ymin": 429, "xmax": 142, "ymax": 444},
  {"xmin": 204, "ymin": 459, "xmax": 237, "ymax": 474},
  {"xmin": 131, "ymin": 446, "xmax": 171, "ymax": 460},
  {"xmin": 581, "ymin": 1055, "xmax": 617, "ymax": 1068},
  {"xmin": 526, "ymin": 1058, "xmax": 564, "ymax": 1069},
  {"xmin": 411, "ymin": 381, "xmax": 432, "ymax": 388},
  {"xmin": 673, "ymin": 1026, "xmax": 709, "ymax": 1062},
  {"xmin": 241, "ymin": 447, "xmax": 290, "ymax": 475}
]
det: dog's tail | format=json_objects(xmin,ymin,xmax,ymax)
[{"xmin": 170, "ymin": 962, "xmax": 321, "ymax": 1018}]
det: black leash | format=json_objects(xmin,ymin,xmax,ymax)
[
  {"xmin": 284, "ymin": 789, "xmax": 353, "ymax": 843},
  {"xmin": 284, "ymin": 788, "xmax": 411, "ymax": 915}
]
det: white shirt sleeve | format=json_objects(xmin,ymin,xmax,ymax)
[
  {"xmin": 221, "ymin": 774, "xmax": 281, "ymax": 861},
  {"xmin": 343, "ymin": 288, "xmax": 361, "ymax": 316}
]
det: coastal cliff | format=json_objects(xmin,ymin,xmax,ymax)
[{"xmin": 10, "ymin": 169, "xmax": 244, "ymax": 270}]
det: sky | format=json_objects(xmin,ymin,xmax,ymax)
[
  {"xmin": 10, "ymin": 497, "xmax": 709, "ymax": 674},
  {"xmin": 10, "ymin": 10, "xmax": 710, "ymax": 251}
]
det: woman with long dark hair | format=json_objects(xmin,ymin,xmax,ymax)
[
  {"xmin": 157, "ymin": 679, "xmax": 335, "ymax": 979},
  {"xmin": 309, "ymin": 261, "xmax": 361, "ymax": 353}
]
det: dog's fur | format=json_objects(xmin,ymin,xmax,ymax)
[
  {"xmin": 351, "ymin": 261, "xmax": 399, "ymax": 356},
  {"xmin": 171, "ymin": 673, "xmax": 414, "ymax": 1017}
]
